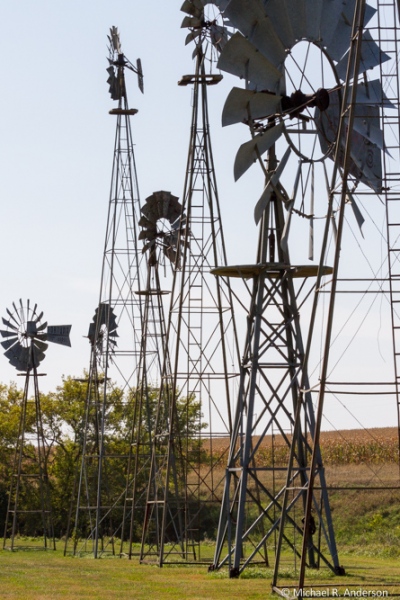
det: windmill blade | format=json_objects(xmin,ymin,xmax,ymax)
[
  {"xmin": 5, "ymin": 345, "xmax": 30, "ymax": 372},
  {"xmin": 260, "ymin": 0, "xmax": 295, "ymax": 48},
  {"xmin": 180, "ymin": 0, "xmax": 205, "ymax": 18},
  {"xmin": 346, "ymin": 193, "xmax": 365, "ymax": 237},
  {"xmin": 30, "ymin": 303, "xmax": 38, "ymax": 319},
  {"xmin": 32, "ymin": 346, "xmax": 46, "ymax": 367},
  {"xmin": 6, "ymin": 307, "xmax": 20, "ymax": 327},
  {"xmin": 0, "ymin": 329, "xmax": 18, "ymax": 339},
  {"xmin": 33, "ymin": 339, "xmax": 49, "ymax": 353},
  {"xmin": 356, "ymin": 79, "xmax": 395, "ymax": 108},
  {"xmin": 34, "ymin": 311, "xmax": 44, "ymax": 324},
  {"xmin": 281, "ymin": 161, "xmax": 302, "ymax": 255},
  {"xmin": 336, "ymin": 31, "xmax": 391, "ymax": 81},
  {"xmin": 107, "ymin": 66, "xmax": 122, "ymax": 101},
  {"xmin": 349, "ymin": 140, "xmax": 382, "ymax": 193},
  {"xmin": 185, "ymin": 29, "xmax": 203, "ymax": 46},
  {"xmin": 222, "ymin": 87, "xmax": 282, "ymax": 127},
  {"xmin": 217, "ymin": 32, "xmax": 283, "ymax": 93},
  {"xmin": 35, "ymin": 332, "xmax": 48, "ymax": 342},
  {"xmin": 223, "ymin": 0, "xmax": 286, "ymax": 68},
  {"xmin": 323, "ymin": 1, "xmax": 376, "ymax": 62},
  {"xmin": 36, "ymin": 320, "xmax": 48, "ymax": 332},
  {"xmin": 2, "ymin": 317, "xmax": 19, "ymax": 332},
  {"xmin": 136, "ymin": 59, "xmax": 144, "ymax": 94},
  {"xmin": 254, "ymin": 146, "xmax": 291, "ymax": 224},
  {"xmin": 1, "ymin": 338, "xmax": 19, "ymax": 351},
  {"xmin": 181, "ymin": 15, "xmax": 203, "ymax": 28},
  {"xmin": 234, "ymin": 122, "xmax": 284, "ymax": 181},
  {"xmin": 19, "ymin": 299, "xmax": 26, "ymax": 324},
  {"xmin": 282, "ymin": 0, "xmax": 322, "ymax": 44},
  {"xmin": 110, "ymin": 26, "xmax": 121, "ymax": 54},
  {"xmin": 351, "ymin": 107, "xmax": 384, "ymax": 152},
  {"xmin": 316, "ymin": 89, "xmax": 383, "ymax": 192}
]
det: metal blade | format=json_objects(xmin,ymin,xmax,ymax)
[
  {"xmin": 33, "ymin": 339, "xmax": 48, "ymax": 353},
  {"xmin": 320, "ymin": 0, "xmax": 353, "ymax": 49},
  {"xmin": 224, "ymin": 0, "xmax": 286, "ymax": 67},
  {"xmin": 136, "ymin": 58, "xmax": 144, "ymax": 93},
  {"xmin": 222, "ymin": 87, "xmax": 281, "ymax": 126},
  {"xmin": 325, "ymin": 3, "xmax": 376, "ymax": 62},
  {"xmin": 281, "ymin": 162, "xmax": 302, "ymax": 255},
  {"xmin": 185, "ymin": 29, "xmax": 202, "ymax": 46},
  {"xmin": 0, "ymin": 329, "xmax": 18, "ymax": 339},
  {"xmin": 351, "ymin": 106, "xmax": 384, "ymax": 151},
  {"xmin": 6, "ymin": 307, "xmax": 20, "ymax": 327},
  {"xmin": 346, "ymin": 193, "xmax": 365, "ymax": 237},
  {"xmin": 336, "ymin": 31, "xmax": 391, "ymax": 81},
  {"xmin": 19, "ymin": 299, "xmax": 25, "ymax": 325},
  {"xmin": 110, "ymin": 26, "xmax": 121, "ymax": 54},
  {"xmin": 34, "ymin": 311, "xmax": 44, "ymax": 323},
  {"xmin": 36, "ymin": 320, "xmax": 48, "ymax": 332},
  {"xmin": 180, "ymin": 0, "xmax": 204, "ymax": 18},
  {"xmin": 5, "ymin": 345, "xmax": 30, "ymax": 371},
  {"xmin": 356, "ymin": 79, "xmax": 394, "ymax": 108},
  {"xmin": 1, "ymin": 338, "xmax": 18, "ymax": 350},
  {"xmin": 254, "ymin": 146, "xmax": 291, "ymax": 223},
  {"xmin": 31, "ymin": 303, "xmax": 38, "ymax": 319},
  {"xmin": 32, "ymin": 346, "xmax": 46, "ymax": 367},
  {"xmin": 12, "ymin": 302, "xmax": 20, "ymax": 323},
  {"xmin": 349, "ymin": 140, "xmax": 382, "ymax": 193},
  {"xmin": 181, "ymin": 15, "xmax": 203, "ymax": 28},
  {"xmin": 234, "ymin": 122, "xmax": 284, "ymax": 181},
  {"xmin": 217, "ymin": 32, "xmax": 283, "ymax": 93},
  {"xmin": 261, "ymin": 0, "xmax": 295, "ymax": 49},
  {"xmin": 35, "ymin": 333, "xmax": 48, "ymax": 342},
  {"xmin": 2, "ymin": 317, "xmax": 19, "ymax": 332}
]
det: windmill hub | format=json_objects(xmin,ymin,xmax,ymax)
[{"xmin": 281, "ymin": 88, "xmax": 330, "ymax": 120}]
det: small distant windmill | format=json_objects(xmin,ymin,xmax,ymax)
[{"xmin": 1, "ymin": 299, "xmax": 71, "ymax": 551}]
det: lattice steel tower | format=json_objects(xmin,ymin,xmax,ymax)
[
  {"xmin": 139, "ymin": 3, "xmax": 240, "ymax": 565},
  {"xmin": 208, "ymin": 0, "xmax": 392, "ymax": 587},
  {"xmin": 65, "ymin": 27, "xmax": 146, "ymax": 557}
]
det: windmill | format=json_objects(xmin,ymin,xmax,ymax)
[
  {"xmin": 119, "ymin": 190, "xmax": 186, "ymax": 558},
  {"xmin": 139, "ymin": 1, "xmax": 241, "ymax": 565},
  {"xmin": 64, "ymin": 27, "xmax": 146, "ymax": 558},
  {"xmin": 1, "ymin": 300, "xmax": 71, "ymax": 551},
  {"xmin": 206, "ymin": 0, "xmax": 398, "ymax": 589}
]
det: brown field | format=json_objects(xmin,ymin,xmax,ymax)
[{"xmin": 203, "ymin": 426, "xmax": 399, "ymax": 465}]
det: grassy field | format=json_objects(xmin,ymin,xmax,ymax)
[
  {"xmin": 1, "ymin": 547, "xmax": 400, "ymax": 599},
  {"xmin": 1, "ymin": 428, "xmax": 400, "ymax": 599}
]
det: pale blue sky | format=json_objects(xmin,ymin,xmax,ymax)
[{"xmin": 0, "ymin": 0, "xmax": 397, "ymax": 431}]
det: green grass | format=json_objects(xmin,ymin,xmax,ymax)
[
  {"xmin": 1, "ymin": 544, "xmax": 400, "ymax": 599},
  {"xmin": 0, "ymin": 545, "xmax": 272, "ymax": 600}
]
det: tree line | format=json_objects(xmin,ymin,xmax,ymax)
[{"xmin": 0, "ymin": 376, "xmax": 209, "ymax": 541}]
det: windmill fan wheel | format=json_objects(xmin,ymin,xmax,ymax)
[
  {"xmin": 0, "ymin": 300, "xmax": 48, "ymax": 371},
  {"xmin": 139, "ymin": 191, "xmax": 186, "ymax": 268}
]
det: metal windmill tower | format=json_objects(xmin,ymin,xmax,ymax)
[
  {"xmin": 65, "ymin": 27, "xmax": 146, "ymax": 557},
  {"xmin": 119, "ymin": 190, "xmax": 186, "ymax": 557},
  {"xmin": 139, "ymin": 1, "xmax": 240, "ymax": 565},
  {"xmin": 1, "ymin": 300, "xmax": 71, "ymax": 551},
  {"xmin": 207, "ymin": 0, "xmax": 396, "ymax": 588}
]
